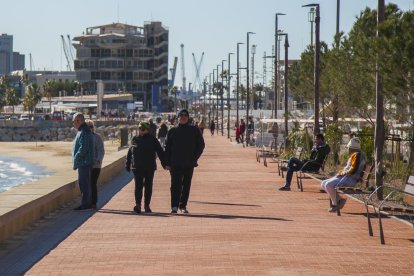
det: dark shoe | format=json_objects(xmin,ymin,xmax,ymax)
[
  {"xmin": 280, "ymin": 166, "xmax": 288, "ymax": 172},
  {"xmin": 74, "ymin": 205, "xmax": 92, "ymax": 211},
  {"xmin": 180, "ymin": 207, "xmax": 189, "ymax": 214},
  {"xmin": 328, "ymin": 206, "xmax": 337, "ymax": 213},
  {"xmin": 133, "ymin": 206, "xmax": 141, "ymax": 214},
  {"xmin": 278, "ymin": 186, "xmax": 291, "ymax": 191},
  {"xmin": 171, "ymin": 207, "xmax": 178, "ymax": 213},
  {"xmin": 91, "ymin": 204, "xmax": 97, "ymax": 210},
  {"xmin": 144, "ymin": 205, "xmax": 152, "ymax": 213}
]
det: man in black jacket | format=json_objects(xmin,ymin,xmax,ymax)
[
  {"xmin": 126, "ymin": 122, "xmax": 165, "ymax": 213},
  {"xmin": 279, "ymin": 133, "xmax": 330, "ymax": 191},
  {"xmin": 165, "ymin": 109, "xmax": 205, "ymax": 213}
]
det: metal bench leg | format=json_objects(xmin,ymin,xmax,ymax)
[
  {"xmin": 365, "ymin": 204, "xmax": 373, "ymax": 237},
  {"xmin": 299, "ymin": 172, "xmax": 303, "ymax": 192},
  {"xmin": 264, "ymin": 155, "xmax": 267, "ymax": 167},
  {"xmin": 379, "ymin": 211, "xmax": 385, "ymax": 245},
  {"xmin": 296, "ymin": 171, "xmax": 300, "ymax": 189},
  {"xmin": 336, "ymin": 191, "xmax": 341, "ymax": 216}
]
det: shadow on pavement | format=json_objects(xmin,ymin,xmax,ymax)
[
  {"xmin": 191, "ymin": 201, "xmax": 262, "ymax": 207},
  {"xmin": 0, "ymin": 171, "xmax": 132, "ymax": 276},
  {"xmin": 175, "ymin": 213, "xmax": 292, "ymax": 221}
]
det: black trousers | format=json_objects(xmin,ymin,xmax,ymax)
[
  {"xmin": 91, "ymin": 168, "xmax": 101, "ymax": 205},
  {"xmin": 133, "ymin": 170, "xmax": 155, "ymax": 206},
  {"xmin": 170, "ymin": 167, "xmax": 194, "ymax": 209}
]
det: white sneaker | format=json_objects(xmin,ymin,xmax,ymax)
[{"xmin": 180, "ymin": 207, "xmax": 189, "ymax": 214}]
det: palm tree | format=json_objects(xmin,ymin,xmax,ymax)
[
  {"xmin": 43, "ymin": 80, "xmax": 56, "ymax": 113},
  {"xmin": 22, "ymin": 83, "xmax": 42, "ymax": 115},
  {"xmin": 5, "ymin": 88, "xmax": 20, "ymax": 114}
]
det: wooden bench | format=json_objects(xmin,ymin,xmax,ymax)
[
  {"xmin": 333, "ymin": 162, "xmax": 374, "ymax": 216},
  {"xmin": 365, "ymin": 175, "xmax": 414, "ymax": 245},
  {"xmin": 295, "ymin": 154, "xmax": 330, "ymax": 192},
  {"xmin": 277, "ymin": 147, "xmax": 303, "ymax": 178}
]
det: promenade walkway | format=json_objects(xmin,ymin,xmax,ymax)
[{"xmin": 3, "ymin": 134, "xmax": 414, "ymax": 275}]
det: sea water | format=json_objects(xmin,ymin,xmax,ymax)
[{"xmin": 0, "ymin": 157, "xmax": 51, "ymax": 193}]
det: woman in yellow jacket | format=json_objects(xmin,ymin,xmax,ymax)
[{"xmin": 321, "ymin": 137, "xmax": 366, "ymax": 212}]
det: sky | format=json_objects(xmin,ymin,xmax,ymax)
[{"xmin": 1, "ymin": 0, "xmax": 413, "ymax": 90}]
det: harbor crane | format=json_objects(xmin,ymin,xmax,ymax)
[
  {"xmin": 192, "ymin": 52, "xmax": 204, "ymax": 93},
  {"xmin": 61, "ymin": 35, "xmax": 73, "ymax": 71}
]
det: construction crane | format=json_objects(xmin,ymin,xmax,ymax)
[
  {"xmin": 67, "ymin": 35, "xmax": 75, "ymax": 62},
  {"xmin": 61, "ymin": 35, "xmax": 72, "ymax": 71},
  {"xmin": 180, "ymin": 44, "xmax": 186, "ymax": 92},
  {"xmin": 29, "ymin": 53, "xmax": 35, "ymax": 71},
  {"xmin": 192, "ymin": 52, "xmax": 204, "ymax": 93}
]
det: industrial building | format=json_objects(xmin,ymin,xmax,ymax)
[{"xmin": 73, "ymin": 22, "xmax": 169, "ymax": 111}]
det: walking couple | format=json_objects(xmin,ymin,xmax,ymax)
[{"xmin": 125, "ymin": 109, "xmax": 205, "ymax": 214}]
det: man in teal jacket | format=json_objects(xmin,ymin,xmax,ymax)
[{"xmin": 72, "ymin": 112, "xmax": 94, "ymax": 211}]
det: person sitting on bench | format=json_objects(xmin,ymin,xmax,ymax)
[
  {"xmin": 279, "ymin": 133, "xmax": 330, "ymax": 191},
  {"xmin": 320, "ymin": 137, "xmax": 366, "ymax": 212}
]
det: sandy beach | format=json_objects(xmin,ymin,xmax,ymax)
[{"xmin": 0, "ymin": 141, "xmax": 122, "ymax": 177}]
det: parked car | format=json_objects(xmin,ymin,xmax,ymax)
[
  {"xmin": 0, "ymin": 115, "xmax": 5, "ymax": 121},
  {"xmin": 19, "ymin": 114, "xmax": 30, "ymax": 121},
  {"xmin": 32, "ymin": 114, "xmax": 45, "ymax": 121},
  {"xmin": 51, "ymin": 111, "xmax": 64, "ymax": 121},
  {"xmin": 8, "ymin": 115, "xmax": 18, "ymax": 120}
]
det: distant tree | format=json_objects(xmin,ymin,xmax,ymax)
[
  {"xmin": 22, "ymin": 83, "xmax": 42, "ymax": 115},
  {"xmin": 5, "ymin": 88, "xmax": 20, "ymax": 114}
]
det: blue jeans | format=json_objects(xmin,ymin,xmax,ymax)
[
  {"xmin": 285, "ymin": 157, "xmax": 304, "ymax": 187},
  {"xmin": 78, "ymin": 165, "xmax": 92, "ymax": 208}
]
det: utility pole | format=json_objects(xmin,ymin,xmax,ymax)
[
  {"xmin": 221, "ymin": 59, "xmax": 226, "ymax": 136},
  {"xmin": 216, "ymin": 64, "xmax": 220, "ymax": 135}
]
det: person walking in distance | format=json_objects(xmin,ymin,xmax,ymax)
[
  {"xmin": 72, "ymin": 113, "xmax": 94, "ymax": 211},
  {"xmin": 165, "ymin": 109, "xmax": 205, "ymax": 213},
  {"xmin": 126, "ymin": 122, "xmax": 166, "ymax": 213},
  {"xmin": 86, "ymin": 119, "xmax": 105, "ymax": 210},
  {"xmin": 209, "ymin": 120, "xmax": 215, "ymax": 136},
  {"xmin": 158, "ymin": 121, "xmax": 168, "ymax": 148},
  {"xmin": 239, "ymin": 119, "xmax": 246, "ymax": 144}
]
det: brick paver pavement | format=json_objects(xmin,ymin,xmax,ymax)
[{"xmin": 27, "ymin": 135, "xmax": 414, "ymax": 275}]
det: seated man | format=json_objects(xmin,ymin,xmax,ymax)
[
  {"xmin": 320, "ymin": 137, "xmax": 366, "ymax": 212},
  {"xmin": 279, "ymin": 133, "xmax": 330, "ymax": 191}
]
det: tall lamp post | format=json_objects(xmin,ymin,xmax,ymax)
[
  {"xmin": 227, "ymin": 53, "xmax": 234, "ymax": 139},
  {"xmin": 303, "ymin": 3, "xmax": 320, "ymax": 135},
  {"xmin": 221, "ymin": 59, "xmax": 226, "ymax": 136},
  {"xmin": 279, "ymin": 33, "xmax": 289, "ymax": 138},
  {"xmin": 236, "ymin": 42, "xmax": 244, "ymax": 126},
  {"xmin": 251, "ymin": 45, "xmax": 256, "ymax": 110},
  {"xmin": 308, "ymin": 8, "xmax": 315, "ymax": 47},
  {"xmin": 246, "ymin": 31, "xmax": 255, "ymax": 146},
  {"xmin": 212, "ymin": 69, "xmax": 216, "ymax": 125},
  {"xmin": 274, "ymin": 13, "xmax": 285, "ymax": 119},
  {"xmin": 216, "ymin": 64, "xmax": 220, "ymax": 135}
]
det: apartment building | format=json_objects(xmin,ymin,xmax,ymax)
[
  {"xmin": 0, "ymin": 34, "xmax": 25, "ymax": 76},
  {"xmin": 73, "ymin": 22, "xmax": 169, "ymax": 111}
]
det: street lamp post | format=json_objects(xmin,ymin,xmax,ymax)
[
  {"xmin": 216, "ymin": 64, "xmax": 220, "ymax": 135},
  {"xmin": 303, "ymin": 3, "xmax": 320, "ymax": 135},
  {"xmin": 227, "ymin": 53, "xmax": 234, "ymax": 139},
  {"xmin": 236, "ymin": 42, "xmax": 244, "ymax": 126},
  {"xmin": 251, "ymin": 45, "xmax": 256, "ymax": 110},
  {"xmin": 246, "ymin": 31, "xmax": 255, "ymax": 146},
  {"xmin": 279, "ymin": 33, "xmax": 289, "ymax": 138},
  {"xmin": 275, "ymin": 13, "xmax": 285, "ymax": 119},
  {"xmin": 221, "ymin": 59, "xmax": 226, "ymax": 136},
  {"xmin": 308, "ymin": 8, "xmax": 315, "ymax": 47},
  {"xmin": 212, "ymin": 69, "xmax": 216, "ymax": 125}
]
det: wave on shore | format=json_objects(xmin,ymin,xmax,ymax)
[{"xmin": 0, "ymin": 157, "xmax": 51, "ymax": 192}]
